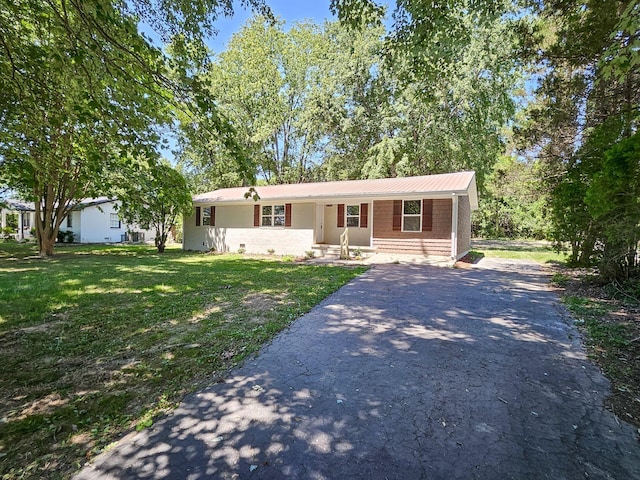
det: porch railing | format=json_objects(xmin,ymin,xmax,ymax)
[{"xmin": 339, "ymin": 228, "xmax": 349, "ymax": 260}]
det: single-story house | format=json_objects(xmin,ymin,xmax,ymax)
[
  {"xmin": 0, "ymin": 197, "xmax": 153, "ymax": 243},
  {"xmin": 64, "ymin": 198, "xmax": 154, "ymax": 244},
  {"xmin": 184, "ymin": 171, "xmax": 478, "ymax": 259}
]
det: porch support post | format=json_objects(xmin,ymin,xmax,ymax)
[
  {"xmin": 369, "ymin": 201, "xmax": 374, "ymax": 248},
  {"xmin": 18, "ymin": 211, "xmax": 24, "ymax": 239},
  {"xmin": 451, "ymin": 193, "xmax": 458, "ymax": 259}
]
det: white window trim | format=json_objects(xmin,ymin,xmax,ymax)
[
  {"xmin": 110, "ymin": 213, "xmax": 121, "ymax": 229},
  {"xmin": 261, "ymin": 204, "xmax": 285, "ymax": 227},
  {"xmin": 402, "ymin": 199, "xmax": 422, "ymax": 232},
  {"xmin": 346, "ymin": 204, "xmax": 360, "ymax": 228},
  {"xmin": 202, "ymin": 206, "xmax": 211, "ymax": 226}
]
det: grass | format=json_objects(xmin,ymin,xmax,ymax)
[
  {"xmin": 474, "ymin": 242, "xmax": 568, "ymax": 263},
  {"xmin": 560, "ymin": 280, "xmax": 640, "ymax": 426},
  {"xmin": 0, "ymin": 242, "xmax": 366, "ymax": 479},
  {"xmin": 563, "ymin": 294, "xmax": 635, "ymax": 376}
]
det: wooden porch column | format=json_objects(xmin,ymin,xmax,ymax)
[{"xmin": 451, "ymin": 194, "xmax": 458, "ymax": 259}]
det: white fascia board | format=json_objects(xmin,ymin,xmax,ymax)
[{"xmin": 193, "ymin": 190, "xmax": 473, "ymax": 206}]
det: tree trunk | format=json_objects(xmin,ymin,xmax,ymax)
[
  {"xmin": 39, "ymin": 232, "xmax": 56, "ymax": 256},
  {"xmin": 155, "ymin": 227, "xmax": 167, "ymax": 253}
]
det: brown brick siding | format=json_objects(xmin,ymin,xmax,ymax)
[
  {"xmin": 456, "ymin": 196, "xmax": 471, "ymax": 257},
  {"xmin": 373, "ymin": 238, "xmax": 451, "ymax": 256},
  {"xmin": 372, "ymin": 199, "xmax": 452, "ymax": 256}
]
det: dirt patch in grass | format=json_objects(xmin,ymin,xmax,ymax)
[{"xmin": 553, "ymin": 267, "xmax": 640, "ymax": 428}]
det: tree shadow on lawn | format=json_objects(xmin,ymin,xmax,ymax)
[
  {"xmin": 73, "ymin": 262, "xmax": 640, "ymax": 480},
  {"xmin": 0, "ymin": 246, "xmax": 364, "ymax": 479}
]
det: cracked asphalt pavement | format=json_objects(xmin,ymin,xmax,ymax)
[{"xmin": 74, "ymin": 258, "xmax": 640, "ymax": 479}]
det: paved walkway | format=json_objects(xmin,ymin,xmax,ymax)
[{"xmin": 75, "ymin": 259, "xmax": 640, "ymax": 479}]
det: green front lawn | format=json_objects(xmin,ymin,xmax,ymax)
[
  {"xmin": 0, "ymin": 243, "xmax": 366, "ymax": 479},
  {"xmin": 473, "ymin": 241, "xmax": 568, "ymax": 263}
]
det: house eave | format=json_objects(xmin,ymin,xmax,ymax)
[{"xmin": 194, "ymin": 189, "xmax": 475, "ymax": 206}]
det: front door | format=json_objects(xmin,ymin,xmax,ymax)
[{"xmin": 314, "ymin": 204, "xmax": 324, "ymax": 243}]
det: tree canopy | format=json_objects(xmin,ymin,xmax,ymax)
[
  {"xmin": 0, "ymin": 0, "xmax": 269, "ymax": 255},
  {"xmin": 2, "ymin": 0, "xmax": 638, "ymax": 280},
  {"xmin": 116, "ymin": 161, "xmax": 193, "ymax": 253},
  {"xmin": 519, "ymin": 0, "xmax": 639, "ymax": 278},
  {"xmin": 178, "ymin": 8, "xmax": 522, "ymax": 192}
]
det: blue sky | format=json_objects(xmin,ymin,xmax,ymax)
[{"xmin": 209, "ymin": 1, "xmax": 337, "ymax": 53}]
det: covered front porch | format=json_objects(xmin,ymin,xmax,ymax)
[
  {"xmin": 310, "ymin": 196, "xmax": 462, "ymax": 259},
  {"xmin": 0, "ymin": 200, "xmax": 36, "ymax": 240},
  {"xmin": 312, "ymin": 202, "xmax": 373, "ymax": 247}
]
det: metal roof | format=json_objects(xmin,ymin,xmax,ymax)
[
  {"xmin": 0, "ymin": 199, "xmax": 35, "ymax": 211},
  {"xmin": 1, "ymin": 197, "xmax": 115, "ymax": 212},
  {"xmin": 73, "ymin": 197, "xmax": 114, "ymax": 208},
  {"xmin": 194, "ymin": 171, "xmax": 478, "ymax": 209}
]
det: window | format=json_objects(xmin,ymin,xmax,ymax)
[
  {"xmin": 23, "ymin": 215, "xmax": 31, "ymax": 228},
  {"xmin": 261, "ymin": 205, "xmax": 285, "ymax": 227},
  {"xmin": 346, "ymin": 205, "xmax": 360, "ymax": 227},
  {"xmin": 196, "ymin": 206, "xmax": 215, "ymax": 226},
  {"xmin": 338, "ymin": 203, "xmax": 368, "ymax": 228},
  {"xmin": 403, "ymin": 200, "xmax": 421, "ymax": 232},
  {"xmin": 110, "ymin": 213, "xmax": 121, "ymax": 229},
  {"xmin": 66, "ymin": 215, "xmax": 72, "ymax": 228}
]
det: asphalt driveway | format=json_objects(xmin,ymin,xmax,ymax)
[{"xmin": 75, "ymin": 258, "xmax": 640, "ymax": 479}]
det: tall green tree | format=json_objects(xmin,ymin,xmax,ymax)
[
  {"xmin": 327, "ymin": 0, "xmax": 523, "ymax": 186},
  {"xmin": 178, "ymin": 17, "xmax": 331, "ymax": 188},
  {"xmin": 0, "ymin": 1, "xmax": 166, "ymax": 255},
  {"xmin": 475, "ymin": 155, "xmax": 549, "ymax": 239},
  {"xmin": 0, "ymin": 0, "xmax": 269, "ymax": 256},
  {"xmin": 521, "ymin": 0, "xmax": 639, "ymax": 274},
  {"xmin": 585, "ymin": 133, "xmax": 640, "ymax": 280},
  {"xmin": 116, "ymin": 161, "xmax": 193, "ymax": 253}
]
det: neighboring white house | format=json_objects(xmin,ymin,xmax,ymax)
[
  {"xmin": 184, "ymin": 171, "xmax": 478, "ymax": 259},
  {"xmin": 0, "ymin": 197, "xmax": 153, "ymax": 243},
  {"xmin": 63, "ymin": 198, "xmax": 154, "ymax": 243},
  {"xmin": 0, "ymin": 200, "xmax": 36, "ymax": 240}
]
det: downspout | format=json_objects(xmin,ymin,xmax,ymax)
[{"xmin": 451, "ymin": 193, "xmax": 458, "ymax": 260}]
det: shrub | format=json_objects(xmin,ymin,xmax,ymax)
[
  {"xmin": 1, "ymin": 226, "xmax": 15, "ymax": 241},
  {"xmin": 551, "ymin": 272, "xmax": 571, "ymax": 287}
]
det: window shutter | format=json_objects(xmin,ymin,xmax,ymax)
[
  {"xmin": 360, "ymin": 203, "xmax": 368, "ymax": 228},
  {"xmin": 392, "ymin": 200, "xmax": 402, "ymax": 231},
  {"xmin": 210, "ymin": 206, "xmax": 216, "ymax": 227},
  {"xmin": 254, "ymin": 205, "xmax": 260, "ymax": 227},
  {"xmin": 337, "ymin": 204, "xmax": 345, "ymax": 228},
  {"xmin": 285, "ymin": 203, "xmax": 292, "ymax": 227},
  {"xmin": 422, "ymin": 199, "xmax": 433, "ymax": 232},
  {"xmin": 195, "ymin": 206, "xmax": 201, "ymax": 226}
]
